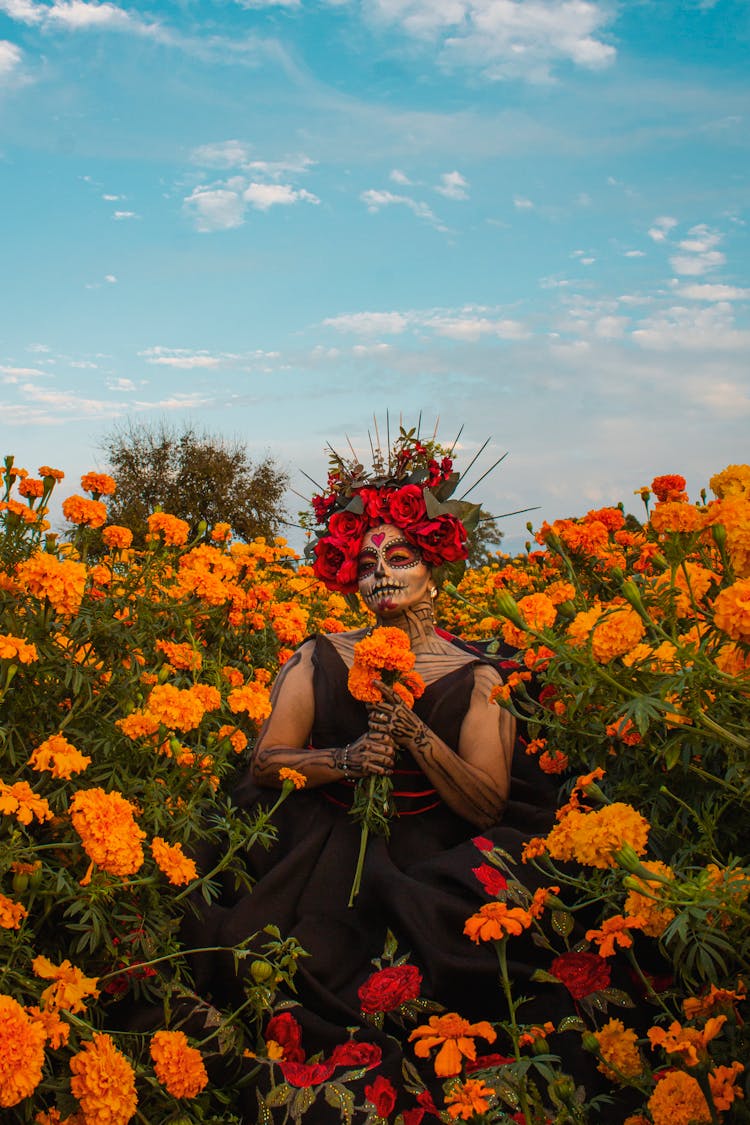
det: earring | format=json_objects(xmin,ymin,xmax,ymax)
[{"xmin": 430, "ymin": 586, "xmax": 438, "ymax": 599}]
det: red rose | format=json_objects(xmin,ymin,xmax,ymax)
[
  {"xmin": 264, "ymin": 1012, "xmax": 305, "ymax": 1063},
  {"xmin": 358, "ymin": 964, "xmax": 423, "ymax": 1014},
  {"xmin": 388, "ymin": 485, "xmax": 427, "ymax": 529},
  {"xmin": 538, "ymin": 685, "xmax": 558, "ymax": 709},
  {"xmin": 549, "ymin": 952, "xmax": 611, "ymax": 1000},
  {"xmin": 330, "ymin": 1040, "xmax": 382, "ymax": 1069},
  {"xmin": 472, "ymin": 836, "xmax": 494, "ymax": 853},
  {"xmin": 365, "ymin": 1075, "xmax": 397, "ymax": 1118},
  {"xmin": 328, "ymin": 509, "xmax": 368, "ymax": 542},
  {"xmin": 312, "ymin": 492, "xmax": 336, "ymax": 524},
  {"xmin": 280, "ymin": 1059, "xmax": 335, "ymax": 1087},
  {"xmin": 465, "ymin": 1052, "xmax": 515, "ymax": 1074},
  {"xmin": 359, "ymin": 487, "xmax": 395, "ymax": 523},
  {"xmin": 412, "ymin": 515, "xmax": 467, "ymax": 565},
  {"xmin": 312, "ymin": 537, "xmax": 358, "ymax": 593},
  {"xmin": 402, "ymin": 1111, "xmax": 426, "ymax": 1125},
  {"xmin": 472, "ymin": 864, "xmax": 508, "ymax": 896}
]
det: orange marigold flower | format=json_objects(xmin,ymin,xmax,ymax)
[
  {"xmin": 116, "ymin": 712, "xmax": 160, "ymax": 740},
  {"xmin": 445, "ymin": 1078, "xmax": 494, "ymax": 1120},
  {"xmin": 713, "ymin": 578, "xmax": 750, "ymax": 643},
  {"xmin": 217, "ymin": 724, "xmax": 248, "ymax": 753},
  {"xmin": 270, "ymin": 602, "xmax": 309, "ymax": 646},
  {"xmin": 147, "ymin": 512, "xmax": 190, "ymax": 546},
  {"xmin": 102, "ymin": 524, "xmax": 133, "ymax": 549},
  {"xmin": 38, "ymin": 465, "xmax": 65, "ymax": 481},
  {"xmin": 29, "ymin": 733, "xmax": 91, "ymax": 779},
  {"xmin": 409, "ymin": 1013, "xmax": 496, "ymax": 1077},
  {"xmin": 69, "ymin": 1033, "xmax": 137, "ymax": 1125},
  {"xmin": 650, "ymin": 501, "xmax": 704, "ymax": 535},
  {"xmin": 517, "ymin": 1021, "xmax": 554, "ymax": 1048},
  {"xmin": 80, "ymin": 472, "xmax": 116, "ymax": 496},
  {"xmin": 538, "ymin": 749, "xmax": 569, "ymax": 774},
  {"xmin": 151, "ymin": 837, "xmax": 198, "ymax": 885},
  {"xmin": 155, "ymin": 640, "xmax": 203, "ymax": 670},
  {"xmin": 0, "ymin": 780, "xmax": 53, "ymax": 826},
  {"xmin": 593, "ymin": 1019, "xmax": 644, "ymax": 1082},
  {"xmin": 227, "ymin": 682, "xmax": 273, "ymax": 722},
  {"xmin": 0, "ymin": 994, "xmax": 46, "ymax": 1108},
  {"xmin": 651, "ymin": 474, "xmax": 687, "ymax": 502},
  {"xmin": 606, "ymin": 717, "xmax": 641, "ymax": 745},
  {"xmin": 708, "ymin": 1061, "xmax": 745, "ymax": 1112},
  {"xmin": 0, "ymin": 893, "xmax": 27, "ymax": 929},
  {"xmin": 521, "ymin": 837, "xmax": 547, "ymax": 862},
  {"xmin": 69, "ymin": 788, "xmax": 145, "ymax": 877},
  {"xmin": 189, "ymin": 683, "xmax": 221, "ymax": 712},
  {"xmin": 0, "ymin": 633, "xmax": 38, "ymax": 664},
  {"xmin": 62, "ymin": 494, "xmax": 108, "ymax": 529},
  {"xmin": 586, "ymin": 914, "xmax": 644, "ymax": 958},
  {"xmin": 464, "ymin": 901, "xmax": 533, "ymax": 943},
  {"xmin": 147, "ymin": 683, "xmax": 205, "ymax": 732},
  {"xmin": 221, "ymin": 665, "xmax": 244, "ymax": 687},
  {"xmin": 546, "ymin": 803, "xmax": 649, "ymax": 869},
  {"xmin": 279, "ymin": 768, "xmax": 307, "ymax": 790},
  {"xmin": 150, "ymin": 1029, "xmax": 208, "ymax": 1099},
  {"xmin": 32, "ymin": 956, "xmax": 100, "ymax": 1014},
  {"xmin": 501, "ymin": 592, "xmax": 557, "ymax": 648},
  {"xmin": 648, "ymin": 1015, "xmax": 727, "ymax": 1067},
  {"xmin": 590, "ymin": 606, "xmax": 645, "ymax": 663},
  {"xmin": 624, "ymin": 860, "xmax": 675, "ymax": 937},
  {"xmin": 211, "ymin": 521, "xmax": 232, "ymax": 542},
  {"xmin": 715, "ymin": 642, "xmax": 750, "ymax": 677},
  {"xmin": 16, "ymin": 552, "xmax": 87, "ymax": 616},
  {"xmin": 26, "ymin": 1006, "xmax": 70, "ymax": 1049},
  {"xmin": 683, "ymin": 981, "xmax": 746, "ymax": 1021},
  {"xmin": 529, "ymin": 885, "xmax": 560, "ymax": 919},
  {"xmin": 647, "ymin": 1069, "xmax": 710, "ymax": 1125},
  {"xmin": 710, "ymin": 463, "xmax": 750, "ymax": 499},
  {"xmin": 19, "ymin": 477, "xmax": 45, "ymax": 498}
]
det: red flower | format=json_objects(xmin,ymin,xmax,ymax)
[
  {"xmin": 264, "ymin": 1012, "xmax": 305, "ymax": 1063},
  {"xmin": 312, "ymin": 537, "xmax": 358, "ymax": 593},
  {"xmin": 472, "ymin": 836, "xmax": 494, "ymax": 853},
  {"xmin": 365, "ymin": 1075, "xmax": 397, "ymax": 1117},
  {"xmin": 416, "ymin": 1090, "xmax": 441, "ymax": 1116},
  {"xmin": 465, "ymin": 1052, "xmax": 515, "ymax": 1074},
  {"xmin": 280, "ymin": 1059, "xmax": 335, "ymax": 1087},
  {"xmin": 358, "ymin": 964, "xmax": 423, "ymax": 1014},
  {"xmin": 328, "ymin": 509, "xmax": 368, "ymax": 542},
  {"xmin": 472, "ymin": 864, "xmax": 508, "ymax": 897},
  {"xmin": 549, "ymin": 952, "xmax": 611, "ymax": 1000},
  {"xmin": 388, "ymin": 485, "xmax": 428, "ymax": 528},
  {"xmin": 329, "ymin": 1040, "xmax": 382, "ymax": 1069},
  {"xmin": 360, "ymin": 487, "xmax": 395, "ymax": 523},
  {"xmin": 412, "ymin": 515, "xmax": 468, "ymax": 565},
  {"xmin": 312, "ymin": 493, "xmax": 336, "ymax": 524},
  {"xmin": 651, "ymin": 474, "xmax": 687, "ymax": 502},
  {"xmin": 402, "ymin": 1111, "xmax": 426, "ymax": 1125},
  {"xmin": 538, "ymin": 685, "xmax": 558, "ymax": 709}
]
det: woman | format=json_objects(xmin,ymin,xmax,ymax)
[{"xmin": 183, "ymin": 436, "xmax": 609, "ymax": 1122}]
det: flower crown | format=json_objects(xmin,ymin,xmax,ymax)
[{"xmin": 306, "ymin": 425, "xmax": 482, "ymax": 595}]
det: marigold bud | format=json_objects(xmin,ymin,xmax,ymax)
[
  {"xmin": 495, "ymin": 592, "xmax": 526, "ymax": 630},
  {"xmin": 712, "ymin": 523, "xmax": 727, "ymax": 550},
  {"xmin": 582, "ymin": 1032, "xmax": 601, "ymax": 1054},
  {"xmin": 250, "ymin": 960, "xmax": 275, "ymax": 983}
]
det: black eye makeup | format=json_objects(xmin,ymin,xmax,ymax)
[{"xmin": 356, "ymin": 538, "xmax": 422, "ymax": 578}]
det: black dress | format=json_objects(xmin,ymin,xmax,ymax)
[{"xmin": 184, "ymin": 635, "xmax": 607, "ymax": 1121}]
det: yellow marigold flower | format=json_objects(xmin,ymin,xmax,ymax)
[
  {"xmin": 38, "ymin": 465, "xmax": 65, "ymax": 481},
  {"xmin": 147, "ymin": 683, "xmax": 205, "ymax": 732},
  {"xmin": 32, "ymin": 956, "xmax": 100, "ymax": 1014},
  {"xmin": 29, "ymin": 733, "xmax": 92, "ymax": 779},
  {"xmin": 713, "ymin": 578, "xmax": 750, "ymax": 643},
  {"xmin": 151, "ymin": 837, "xmax": 198, "ymax": 886},
  {"xmin": 150, "ymin": 1030, "xmax": 208, "ymax": 1099},
  {"xmin": 0, "ymin": 893, "xmax": 27, "ymax": 929},
  {"xmin": 69, "ymin": 1033, "xmax": 137, "ymax": 1125},
  {"xmin": 16, "ymin": 552, "xmax": 87, "ymax": 616},
  {"xmin": 501, "ymin": 591, "xmax": 557, "ymax": 648},
  {"xmin": 189, "ymin": 683, "xmax": 221, "ymax": 711},
  {"xmin": 279, "ymin": 768, "xmax": 307, "ymax": 790},
  {"xmin": 116, "ymin": 712, "xmax": 160, "ymax": 740},
  {"xmin": 350, "ymin": 627, "xmax": 416, "ymax": 673},
  {"xmin": 648, "ymin": 1015, "xmax": 727, "ymax": 1067},
  {"xmin": 80, "ymin": 472, "xmax": 116, "ymax": 496},
  {"xmin": 445, "ymin": 1078, "xmax": 494, "ymax": 1120},
  {"xmin": 26, "ymin": 1006, "xmax": 70, "ymax": 1049},
  {"xmin": 409, "ymin": 1013, "xmax": 496, "ymax": 1077},
  {"xmin": 715, "ymin": 642, "xmax": 750, "ymax": 677},
  {"xmin": 211, "ymin": 521, "xmax": 232, "ymax": 542},
  {"xmin": 593, "ymin": 1019, "xmax": 644, "ymax": 1082},
  {"xmin": 546, "ymin": 803, "xmax": 649, "ymax": 869},
  {"xmin": 221, "ymin": 665, "xmax": 244, "ymax": 687},
  {"xmin": 69, "ymin": 788, "xmax": 145, "ymax": 877},
  {"xmin": 102, "ymin": 524, "xmax": 133, "ymax": 549},
  {"xmin": 683, "ymin": 981, "xmax": 746, "ymax": 1021},
  {"xmin": 588, "ymin": 605, "xmax": 645, "ymax": 663},
  {"xmin": 0, "ymin": 780, "xmax": 53, "ymax": 826},
  {"xmin": 705, "ymin": 495, "xmax": 750, "ymax": 577},
  {"xmin": 710, "ymin": 463, "xmax": 750, "ymax": 499},
  {"xmin": 270, "ymin": 602, "xmax": 309, "ymax": 646},
  {"xmin": 0, "ymin": 994, "xmax": 46, "ymax": 1108},
  {"xmin": 624, "ymin": 860, "xmax": 675, "ymax": 937},
  {"xmin": 647, "ymin": 1069, "xmax": 710, "ymax": 1125},
  {"xmin": 147, "ymin": 511, "xmax": 190, "ymax": 546},
  {"xmin": 227, "ymin": 681, "xmax": 273, "ymax": 722},
  {"xmin": 650, "ymin": 501, "xmax": 704, "ymax": 535},
  {"xmin": 217, "ymin": 724, "xmax": 248, "ymax": 753},
  {"xmin": 464, "ymin": 901, "xmax": 533, "ymax": 943},
  {"xmin": 62, "ymin": 494, "xmax": 108, "ymax": 529},
  {"xmin": 155, "ymin": 640, "xmax": 203, "ymax": 670},
  {"xmin": 709, "ymin": 1061, "xmax": 745, "ymax": 1112},
  {"xmin": 0, "ymin": 633, "xmax": 38, "ymax": 663},
  {"xmin": 585, "ymin": 914, "xmax": 644, "ymax": 958}
]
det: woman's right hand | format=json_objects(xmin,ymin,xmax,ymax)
[{"xmin": 344, "ymin": 730, "xmax": 396, "ymax": 777}]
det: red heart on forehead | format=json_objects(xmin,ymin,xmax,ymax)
[{"xmin": 371, "ymin": 532, "xmax": 385, "ymax": 546}]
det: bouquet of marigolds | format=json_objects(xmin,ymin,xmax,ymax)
[{"xmin": 346, "ymin": 627, "xmax": 425, "ymax": 905}]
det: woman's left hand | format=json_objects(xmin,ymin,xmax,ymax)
[{"xmin": 367, "ymin": 681, "xmax": 424, "ymax": 749}]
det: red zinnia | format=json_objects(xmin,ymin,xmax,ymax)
[
  {"xmin": 549, "ymin": 951, "xmax": 611, "ymax": 1000},
  {"xmin": 358, "ymin": 964, "xmax": 422, "ymax": 1014}
]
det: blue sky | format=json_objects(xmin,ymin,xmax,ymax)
[{"xmin": 1, "ymin": 0, "xmax": 748, "ymax": 550}]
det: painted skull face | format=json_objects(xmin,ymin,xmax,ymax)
[{"xmin": 357, "ymin": 523, "xmax": 432, "ymax": 617}]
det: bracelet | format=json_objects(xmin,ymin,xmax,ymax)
[{"xmin": 333, "ymin": 744, "xmax": 354, "ymax": 780}]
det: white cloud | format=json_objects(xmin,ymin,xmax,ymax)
[
  {"xmin": 435, "ymin": 170, "xmax": 469, "ymax": 200},
  {"xmin": 139, "ymin": 347, "xmax": 223, "ymax": 368},
  {"xmin": 183, "ymin": 187, "xmax": 246, "ymax": 231},
  {"xmin": 0, "ymin": 1, "xmax": 43, "ymax": 24},
  {"xmin": 323, "ymin": 311, "xmax": 410, "ymax": 335},
  {"xmin": 360, "ymin": 189, "xmax": 441, "ymax": 227},
  {"xmin": 422, "ymin": 315, "xmax": 528, "ymax": 341},
  {"xmin": 0, "ymin": 39, "xmax": 23, "ymax": 80},
  {"xmin": 669, "ymin": 224, "xmax": 725, "ymax": 276},
  {"xmin": 323, "ymin": 305, "xmax": 529, "ymax": 341},
  {"xmin": 679, "ymin": 283, "xmax": 750, "ymax": 301},
  {"xmin": 0, "ymin": 364, "xmax": 47, "ymax": 381},
  {"xmin": 104, "ymin": 274, "xmax": 117, "ymax": 284},
  {"xmin": 390, "ymin": 169, "xmax": 412, "ymax": 185},
  {"xmin": 514, "ymin": 196, "xmax": 534, "ymax": 209},
  {"xmin": 365, "ymin": 0, "xmax": 616, "ymax": 82},
  {"xmin": 632, "ymin": 303, "xmax": 750, "ymax": 351},
  {"xmin": 46, "ymin": 1, "xmax": 134, "ymax": 29},
  {"xmin": 189, "ymin": 141, "xmax": 314, "ymax": 180},
  {"xmin": 624, "ymin": 250, "xmax": 645, "ymax": 258},
  {"xmin": 243, "ymin": 182, "xmax": 319, "ymax": 210},
  {"xmin": 113, "ymin": 210, "xmax": 138, "ymax": 220},
  {"xmin": 107, "ymin": 377, "xmax": 136, "ymax": 390},
  {"xmin": 102, "ymin": 193, "xmax": 123, "ymax": 201},
  {"xmin": 648, "ymin": 216, "xmax": 677, "ymax": 242}
]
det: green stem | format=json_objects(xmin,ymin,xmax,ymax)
[
  {"xmin": 495, "ymin": 939, "xmax": 533, "ymax": 1125},
  {"xmin": 693, "ymin": 710, "xmax": 750, "ymax": 750},
  {"xmin": 348, "ymin": 777, "xmax": 374, "ymax": 908}
]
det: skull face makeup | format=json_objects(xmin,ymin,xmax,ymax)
[{"xmin": 357, "ymin": 523, "xmax": 433, "ymax": 617}]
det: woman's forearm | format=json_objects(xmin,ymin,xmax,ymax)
[
  {"xmin": 251, "ymin": 743, "xmax": 345, "ymax": 789},
  {"xmin": 405, "ymin": 727, "xmax": 507, "ymax": 828}
]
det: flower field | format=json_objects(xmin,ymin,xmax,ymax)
[{"xmin": 1, "ymin": 457, "xmax": 749, "ymax": 1124}]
